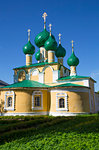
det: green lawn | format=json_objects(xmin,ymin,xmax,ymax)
[{"xmin": 0, "ymin": 114, "xmax": 99, "ymax": 150}]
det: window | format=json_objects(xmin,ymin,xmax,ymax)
[
  {"xmin": 32, "ymin": 91, "xmax": 43, "ymax": 110},
  {"xmin": 59, "ymin": 98, "xmax": 65, "ymax": 108},
  {"xmin": 7, "ymin": 97, "xmax": 12, "ymax": 107},
  {"xmin": 35, "ymin": 97, "xmax": 40, "ymax": 107},
  {"xmin": 4, "ymin": 91, "xmax": 15, "ymax": 111},
  {"xmin": 56, "ymin": 92, "xmax": 68, "ymax": 111}
]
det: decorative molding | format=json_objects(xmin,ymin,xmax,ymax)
[
  {"xmin": 4, "ymin": 91, "xmax": 15, "ymax": 111},
  {"xmin": 48, "ymin": 50, "xmax": 55, "ymax": 54},
  {"xmin": 56, "ymin": 92, "xmax": 68, "ymax": 111},
  {"xmin": 26, "ymin": 54, "xmax": 32, "ymax": 57},
  {"xmin": 32, "ymin": 91, "xmax": 43, "ymax": 110}
]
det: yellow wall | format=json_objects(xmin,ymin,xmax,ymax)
[
  {"xmin": 48, "ymin": 51, "xmax": 54, "ymax": 63},
  {"xmin": 50, "ymin": 90, "xmax": 90, "ymax": 113},
  {"xmin": 44, "ymin": 67, "xmax": 53, "ymax": 84},
  {"xmin": 30, "ymin": 69, "xmax": 39, "ymax": 81},
  {"xmin": 26, "ymin": 55, "xmax": 32, "ymax": 66},
  {"xmin": 0, "ymin": 90, "xmax": 49, "ymax": 113},
  {"xmin": 89, "ymin": 79, "xmax": 95, "ymax": 112}
]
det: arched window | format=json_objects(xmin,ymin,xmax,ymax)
[
  {"xmin": 59, "ymin": 98, "xmax": 65, "ymax": 108},
  {"xmin": 4, "ymin": 91, "xmax": 15, "ymax": 111},
  {"xmin": 32, "ymin": 91, "xmax": 43, "ymax": 110},
  {"xmin": 7, "ymin": 97, "xmax": 12, "ymax": 107}
]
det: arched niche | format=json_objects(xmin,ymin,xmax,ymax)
[
  {"xmin": 42, "ymin": 65, "xmax": 54, "ymax": 84},
  {"xmin": 18, "ymin": 70, "xmax": 26, "ymax": 82},
  {"xmin": 30, "ymin": 68, "xmax": 39, "ymax": 81}
]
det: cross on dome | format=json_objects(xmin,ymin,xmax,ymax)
[
  {"xmin": 71, "ymin": 40, "xmax": 74, "ymax": 52},
  {"xmin": 49, "ymin": 24, "xmax": 52, "ymax": 36},
  {"xmin": 58, "ymin": 33, "xmax": 61, "ymax": 44},
  {"xmin": 27, "ymin": 29, "xmax": 31, "ymax": 41},
  {"xmin": 42, "ymin": 12, "xmax": 47, "ymax": 29}
]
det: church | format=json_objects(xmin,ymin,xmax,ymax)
[{"xmin": 0, "ymin": 13, "xmax": 99, "ymax": 116}]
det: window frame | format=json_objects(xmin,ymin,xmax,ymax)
[
  {"xmin": 32, "ymin": 91, "xmax": 43, "ymax": 110},
  {"xmin": 56, "ymin": 93, "xmax": 68, "ymax": 111},
  {"xmin": 4, "ymin": 91, "xmax": 15, "ymax": 111}
]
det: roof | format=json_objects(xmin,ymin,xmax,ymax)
[
  {"xmin": 0, "ymin": 80, "xmax": 9, "ymax": 87},
  {"xmin": 13, "ymin": 62, "xmax": 70, "ymax": 71},
  {"xmin": 52, "ymin": 83, "xmax": 87, "ymax": 88},
  {"xmin": 58, "ymin": 75, "xmax": 96, "ymax": 82},
  {"xmin": 0, "ymin": 80, "xmax": 88, "ymax": 90},
  {"xmin": 0, "ymin": 80, "xmax": 49, "ymax": 89},
  {"xmin": 13, "ymin": 62, "xmax": 58, "ymax": 69}
]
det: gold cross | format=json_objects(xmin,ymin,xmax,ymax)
[
  {"xmin": 49, "ymin": 24, "xmax": 52, "ymax": 36},
  {"xmin": 71, "ymin": 40, "xmax": 74, "ymax": 52},
  {"xmin": 42, "ymin": 12, "xmax": 47, "ymax": 22},
  {"xmin": 71, "ymin": 40, "xmax": 74, "ymax": 47},
  {"xmin": 42, "ymin": 12, "xmax": 47, "ymax": 29},
  {"xmin": 58, "ymin": 33, "xmax": 61, "ymax": 44},
  {"xmin": 27, "ymin": 29, "xmax": 31, "ymax": 41}
]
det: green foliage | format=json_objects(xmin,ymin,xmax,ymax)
[{"xmin": 0, "ymin": 114, "xmax": 99, "ymax": 150}]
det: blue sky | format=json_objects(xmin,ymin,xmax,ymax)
[{"xmin": 0, "ymin": 0, "xmax": 99, "ymax": 91}]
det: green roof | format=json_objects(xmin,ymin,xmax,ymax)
[
  {"xmin": 23, "ymin": 41, "xmax": 35, "ymax": 55},
  {"xmin": 1, "ymin": 80, "xmax": 49, "ymax": 89},
  {"xmin": 55, "ymin": 44, "xmax": 66, "ymax": 58},
  {"xmin": 44, "ymin": 35, "xmax": 57, "ymax": 51},
  {"xmin": 58, "ymin": 75, "xmax": 91, "ymax": 81},
  {"xmin": 67, "ymin": 51, "xmax": 79, "ymax": 66},
  {"xmin": 52, "ymin": 83, "xmax": 86, "ymax": 88},
  {"xmin": 1, "ymin": 80, "xmax": 87, "ymax": 89},
  {"xmin": 13, "ymin": 62, "xmax": 58, "ymax": 69}
]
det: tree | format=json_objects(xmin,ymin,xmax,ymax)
[{"xmin": 0, "ymin": 99, "xmax": 6, "ymax": 116}]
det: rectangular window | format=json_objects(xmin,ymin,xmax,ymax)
[
  {"xmin": 7, "ymin": 97, "xmax": 12, "ymax": 107},
  {"xmin": 56, "ymin": 92, "xmax": 68, "ymax": 111},
  {"xmin": 35, "ymin": 96, "xmax": 40, "ymax": 107},
  {"xmin": 59, "ymin": 98, "xmax": 65, "ymax": 108}
]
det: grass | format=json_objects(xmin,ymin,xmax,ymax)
[{"xmin": 0, "ymin": 114, "xmax": 99, "ymax": 150}]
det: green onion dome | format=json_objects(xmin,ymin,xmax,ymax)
[
  {"xmin": 55, "ymin": 44, "xmax": 66, "ymax": 58},
  {"xmin": 44, "ymin": 36, "xmax": 57, "ymax": 51},
  {"xmin": 67, "ymin": 51, "xmax": 79, "ymax": 66},
  {"xmin": 34, "ymin": 29, "xmax": 55, "ymax": 48},
  {"xmin": 35, "ymin": 50, "xmax": 40, "ymax": 61},
  {"xmin": 23, "ymin": 41, "xmax": 35, "ymax": 55}
]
